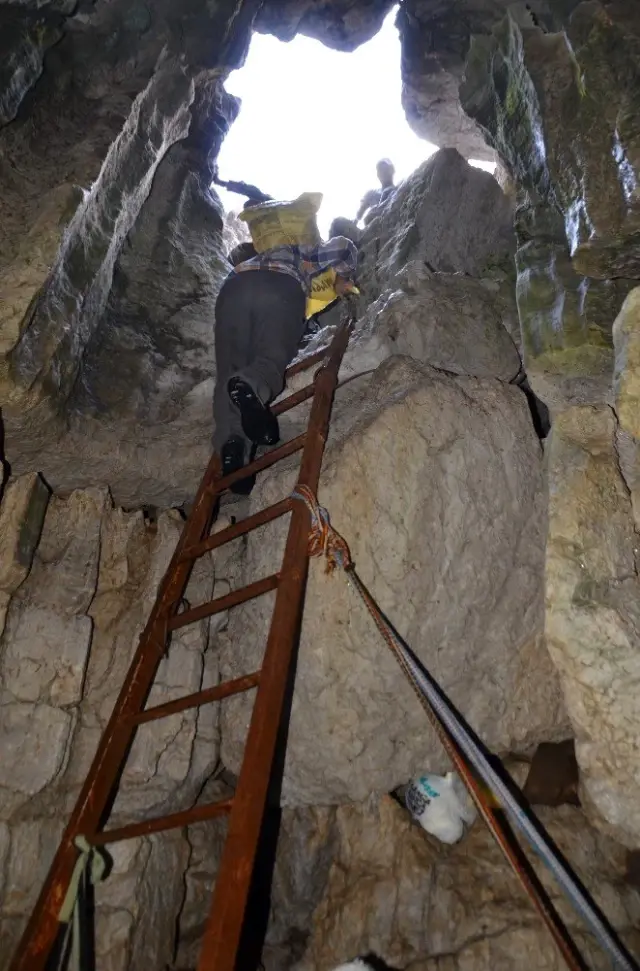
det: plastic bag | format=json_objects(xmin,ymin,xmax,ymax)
[
  {"xmin": 239, "ymin": 192, "xmax": 322, "ymax": 252},
  {"xmin": 306, "ymin": 267, "xmax": 337, "ymax": 318},
  {"xmin": 405, "ymin": 771, "xmax": 477, "ymax": 844}
]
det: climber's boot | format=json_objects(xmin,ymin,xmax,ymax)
[
  {"xmin": 228, "ymin": 377, "xmax": 279, "ymax": 447},
  {"xmin": 221, "ymin": 436, "xmax": 256, "ymax": 496}
]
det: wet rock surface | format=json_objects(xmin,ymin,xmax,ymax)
[{"xmin": 461, "ymin": 3, "xmax": 640, "ymax": 408}]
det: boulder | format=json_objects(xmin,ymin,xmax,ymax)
[
  {"xmin": 345, "ymin": 261, "xmax": 521, "ymax": 383},
  {"xmin": 220, "ymin": 355, "xmax": 567, "ymax": 806},
  {"xmin": 546, "ymin": 404, "xmax": 640, "ymax": 846},
  {"xmin": 358, "ymin": 149, "xmax": 514, "ymax": 303}
]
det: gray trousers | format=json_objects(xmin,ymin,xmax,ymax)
[{"xmin": 213, "ymin": 270, "xmax": 306, "ymax": 454}]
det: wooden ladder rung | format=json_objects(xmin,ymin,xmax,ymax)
[
  {"xmin": 91, "ymin": 798, "xmax": 234, "ymax": 845},
  {"xmin": 285, "ymin": 345, "xmax": 328, "ymax": 378},
  {"xmin": 168, "ymin": 573, "xmax": 279, "ymax": 631},
  {"xmin": 131, "ymin": 672, "xmax": 261, "ymax": 725},
  {"xmin": 181, "ymin": 498, "xmax": 292, "ymax": 564},
  {"xmin": 214, "ymin": 434, "xmax": 306, "ymax": 494},
  {"xmin": 272, "ymin": 383, "xmax": 315, "ymax": 416}
]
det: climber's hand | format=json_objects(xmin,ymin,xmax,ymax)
[{"xmin": 334, "ymin": 275, "xmax": 356, "ymax": 297}]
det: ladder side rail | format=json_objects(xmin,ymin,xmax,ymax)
[
  {"xmin": 196, "ymin": 319, "xmax": 353, "ymax": 971},
  {"xmin": 9, "ymin": 453, "xmax": 221, "ymax": 971}
]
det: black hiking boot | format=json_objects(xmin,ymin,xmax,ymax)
[
  {"xmin": 228, "ymin": 377, "xmax": 280, "ymax": 447},
  {"xmin": 221, "ymin": 436, "xmax": 256, "ymax": 496}
]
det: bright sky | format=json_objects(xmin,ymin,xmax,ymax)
[{"xmin": 216, "ymin": 7, "xmax": 494, "ymax": 236}]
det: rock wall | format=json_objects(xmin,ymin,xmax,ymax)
[
  {"xmin": 290, "ymin": 795, "xmax": 640, "ymax": 971},
  {"xmin": 173, "ymin": 790, "xmax": 640, "ymax": 971},
  {"xmin": 2, "ymin": 0, "xmax": 640, "ymax": 969},
  {"xmin": 0, "ymin": 0, "xmax": 254, "ymax": 508},
  {"xmin": 460, "ymin": 2, "xmax": 640, "ymax": 411},
  {"xmin": 454, "ymin": 0, "xmax": 640, "ymax": 849},
  {"xmin": 0, "ymin": 475, "xmax": 220, "ymax": 966}
]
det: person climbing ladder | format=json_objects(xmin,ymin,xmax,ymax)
[{"xmin": 213, "ymin": 191, "xmax": 358, "ymax": 494}]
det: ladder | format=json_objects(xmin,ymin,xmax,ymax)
[{"xmin": 9, "ymin": 318, "xmax": 353, "ymax": 971}]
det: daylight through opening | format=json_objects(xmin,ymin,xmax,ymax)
[{"xmin": 215, "ymin": 8, "xmax": 495, "ymax": 235}]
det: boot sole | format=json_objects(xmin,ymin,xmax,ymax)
[{"xmin": 228, "ymin": 378, "xmax": 279, "ymax": 446}]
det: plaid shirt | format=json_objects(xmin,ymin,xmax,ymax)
[{"xmin": 231, "ymin": 236, "xmax": 358, "ymax": 294}]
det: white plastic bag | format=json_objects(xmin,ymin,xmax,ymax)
[{"xmin": 404, "ymin": 771, "xmax": 477, "ymax": 844}]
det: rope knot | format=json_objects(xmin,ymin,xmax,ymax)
[{"xmin": 291, "ymin": 485, "xmax": 352, "ymax": 573}]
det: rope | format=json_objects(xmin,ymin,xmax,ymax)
[
  {"xmin": 56, "ymin": 836, "xmax": 108, "ymax": 971},
  {"xmin": 291, "ymin": 485, "xmax": 352, "ymax": 572},
  {"xmin": 291, "ymin": 487, "xmax": 640, "ymax": 971}
]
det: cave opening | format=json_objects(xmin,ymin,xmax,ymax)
[{"xmin": 215, "ymin": 7, "xmax": 494, "ymax": 233}]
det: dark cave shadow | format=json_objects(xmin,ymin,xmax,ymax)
[
  {"xmin": 521, "ymin": 383, "xmax": 551, "ymax": 440},
  {"xmin": 44, "ymin": 874, "xmax": 104, "ymax": 971},
  {"xmin": 231, "ymin": 580, "xmax": 307, "ymax": 971},
  {"xmin": 0, "ymin": 408, "xmax": 12, "ymax": 504}
]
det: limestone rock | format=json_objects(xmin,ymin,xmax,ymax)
[
  {"xmin": 220, "ymin": 356, "xmax": 567, "ymax": 806},
  {"xmin": 6, "ymin": 54, "xmax": 194, "ymax": 403},
  {"xmin": 461, "ymin": 4, "xmax": 640, "ymax": 279},
  {"xmin": 347, "ymin": 261, "xmax": 521, "ymax": 382},
  {"xmin": 546, "ymin": 405, "xmax": 640, "ymax": 846},
  {"xmin": 460, "ymin": 4, "xmax": 640, "ymax": 407},
  {"xmin": 286, "ymin": 797, "xmax": 640, "ymax": 970},
  {"xmin": 0, "ymin": 0, "xmax": 251, "ymax": 508},
  {"xmin": 0, "ymin": 183, "xmax": 83, "ymax": 361},
  {"xmin": 174, "ymin": 789, "xmax": 640, "ymax": 969},
  {"xmin": 0, "ymin": 473, "xmax": 48, "ymax": 634},
  {"xmin": 0, "ymin": 487, "xmax": 107, "ymax": 819},
  {"xmin": 0, "ymin": 704, "xmax": 74, "ymax": 818},
  {"xmin": 256, "ymin": 0, "xmax": 395, "ymax": 50},
  {"xmin": 613, "ymin": 287, "xmax": 640, "ymax": 529},
  {"xmin": 0, "ymin": 4, "xmax": 65, "ymax": 126},
  {"xmin": 513, "ymin": 191, "xmax": 631, "ymax": 410},
  {"xmin": 613, "ymin": 287, "xmax": 640, "ymax": 442},
  {"xmin": 0, "ymin": 486, "xmax": 218, "ymax": 965},
  {"xmin": 358, "ymin": 149, "xmax": 514, "ymax": 303},
  {"xmin": 93, "ymin": 832, "xmax": 190, "ymax": 971},
  {"xmin": 397, "ymin": 0, "xmax": 493, "ymax": 159}
]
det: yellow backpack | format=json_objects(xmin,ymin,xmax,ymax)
[{"xmin": 239, "ymin": 192, "xmax": 323, "ymax": 253}]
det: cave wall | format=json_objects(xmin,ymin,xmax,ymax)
[
  {"xmin": 0, "ymin": 474, "xmax": 222, "ymax": 965},
  {"xmin": 0, "ymin": 0, "xmax": 255, "ymax": 508},
  {"xmin": 1, "ymin": 0, "xmax": 640, "ymax": 969},
  {"xmin": 456, "ymin": 0, "xmax": 640, "ymax": 849}
]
